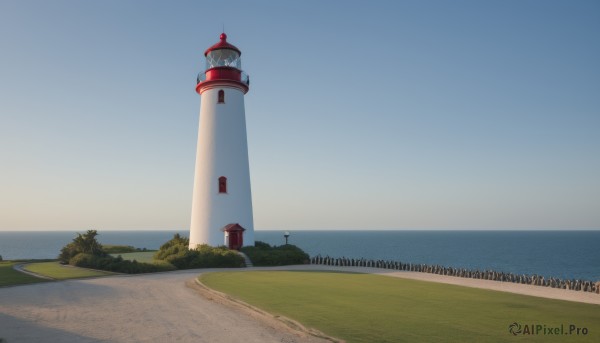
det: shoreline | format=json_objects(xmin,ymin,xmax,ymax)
[{"xmin": 2, "ymin": 230, "xmax": 599, "ymax": 283}]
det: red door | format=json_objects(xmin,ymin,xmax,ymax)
[
  {"xmin": 237, "ymin": 231, "xmax": 243, "ymax": 249},
  {"xmin": 228, "ymin": 232, "xmax": 239, "ymax": 250},
  {"xmin": 222, "ymin": 223, "xmax": 245, "ymax": 250}
]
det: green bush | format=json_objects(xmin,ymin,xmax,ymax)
[
  {"xmin": 164, "ymin": 245, "xmax": 244, "ymax": 269},
  {"xmin": 254, "ymin": 241, "xmax": 271, "ymax": 249},
  {"xmin": 61, "ymin": 232, "xmax": 248, "ymax": 272},
  {"xmin": 69, "ymin": 252, "xmax": 101, "ymax": 267},
  {"xmin": 154, "ymin": 233, "xmax": 189, "ymax": 260},
  {"xmin": 70, "ymin": 253, "xmax": 175, "ymax": 273},
  {"xmin": 154, "ymin": 234, "xmax": 244, "ymax": 269},
  {"xmin": 59, "ymin": 231, "xmax": 175, "ymax": 273},
  {"xmin": 241, "ymin": 241, "xmax": 309, "ymax": 266}
]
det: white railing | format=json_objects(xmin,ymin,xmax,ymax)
[{"xmin": 196, "ymin": 70, "xmax": 249, "ymax": 86}]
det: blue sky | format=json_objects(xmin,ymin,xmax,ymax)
[{"xmin": 0, "ymin": 0, "xmax": 598, "ymax": 230}]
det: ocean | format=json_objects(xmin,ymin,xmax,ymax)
[{"xmin": 0, "ymin": 230, "xmax": 598, "ymax": 281}]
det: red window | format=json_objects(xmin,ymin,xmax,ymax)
[
  {"xmin": 218, "ymin": 89, "xmax": 225, "ymax": 103},
  {"xmin": 218, "ymin": 176, "xmax": 227, "ymax": 193}
]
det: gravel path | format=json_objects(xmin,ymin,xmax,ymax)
[{"xmin": 0, "ymin": 268, "xmax": 330, "ymax": 343}]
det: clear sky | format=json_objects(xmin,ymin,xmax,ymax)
[{"xmin": 0, "ymin": 0, "xmax": 598, "ymax": 231}]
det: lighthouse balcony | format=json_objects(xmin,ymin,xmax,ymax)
[{"xmin": 197, "ymin": 69, "xmax": 249, "ymax": 86}]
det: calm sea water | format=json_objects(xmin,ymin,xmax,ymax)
[{"xmin": 0, "ymin": 230, "xmax": 598, "ymax": 281}]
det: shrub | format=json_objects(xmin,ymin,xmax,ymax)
[
  {"xmin": 241, "ymin": 241, "xmax": 309, "ymax": 266},
  {"xmin": 189, "ymin": 245, "xmax": 245, "ymax": 268},
  {"xmin": 164, "ymin": 245, "xmax": 244, "ymax": 269},
  {"xmin": 59, "ymin": 231, "xmax": 175, "ymax": 274},
  {"xmin": 154, "ymin": 233, "xmax": 189, "ymax": 260},
  {"xmin": 70, "ymin": 253, "xmax": 175, "ymax": 273},
  {"xmin": 254, "ymin": 241, "xmax": 271, "ymax": 249},
  {"xmin": 69, "ymin": 252, "xmax": 100, "ymax": 267},
  {"xmin": 154, "ymin": 234, "xmax": 244, "ymax": 269}
]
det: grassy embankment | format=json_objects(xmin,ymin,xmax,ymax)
[
  {"xmin": 104, "ymin": 244, "xmax": 158, "ymax": 263},
  {"xmin": 200, "ymin": 271, "xmax": 600, "ymax": 343},
  {"xmin": 108, "ymin": 248, "xmax": 176, "ymax": 270},
  {"xmin": 1, "ymin": 260, "xmax": 114, "ymax": 286},
  {"xmin": 0, "ymin": 261, "xmax": 47, "ymax": 287},
  {"xmin": 24, "ymin": 262, "xmax": 114, "ymax": 279},
  {"xmin": 111, "ymin": 251, "xmax": 157, "ymax": 263},
  {"xmin": 1, "ymin": 245, "xmax": 161, "ymax": 287}
]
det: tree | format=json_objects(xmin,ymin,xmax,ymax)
[
  {"xmin": 74, "ymin": 230, "xmax": 104, "ymax": 255},
  {"xmin": 59, "ymin": 230, "xmax": 107, "ymax": 263}
]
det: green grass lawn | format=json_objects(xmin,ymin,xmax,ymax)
[
  {"xmin": 200, "ymin": 271, "xmax": 600, "ymax": 343},
  {"xmin": 0, "ymin": 261, "xmax": 48, "ymax": 286},
  {"xmin": 23, "ymin": 261, "xmax": 115, "ymax": 280},
  {"xmin": 111, "ymin": 251, "xmax": 157, "ymax": 263},
  {"xmin": 110, "ymin": 251, "xmax": 175, "ymax": 271}
]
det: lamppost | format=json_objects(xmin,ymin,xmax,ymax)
[{"xmin": 284, "ymin": 231, "xmax": 290, "ymax": 245}]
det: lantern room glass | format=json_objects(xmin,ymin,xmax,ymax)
[{"xmin": 206, "ymin": 49, "xmax": 241, "ymax": 70}]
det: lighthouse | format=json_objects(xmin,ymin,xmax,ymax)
[{"xmin": 189, "ymin": 33, "xmax": 254, "ymax": 250}]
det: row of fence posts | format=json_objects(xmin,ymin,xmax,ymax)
[{"xmin": 309, "ymin": 255, "xmax": 600, "ymax": 294}]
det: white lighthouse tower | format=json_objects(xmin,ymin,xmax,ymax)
[{"xmin": 189, "ymin": 33, "xmax": 254, "ymax": 250}]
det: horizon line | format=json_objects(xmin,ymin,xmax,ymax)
[{"xmin": 1, "ymin": 228, "xmax": 599, "ymax": 232}]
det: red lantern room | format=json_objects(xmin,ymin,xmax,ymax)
[{"xmin": 196, "ymin": 33, "xmax": 249, "ymax": 94}]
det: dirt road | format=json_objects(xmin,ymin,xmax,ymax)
[{"xmin": 0, "ymin": 268, "xmax": 329, "ymax": 343}]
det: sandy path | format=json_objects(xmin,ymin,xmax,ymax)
[
  {"xmin": 0, "ymin": 269, "xmax": 330, "ymax": 343},
  {"xmin": 1, "ymin": 265, "xmax": 598, "ymax": 342}
]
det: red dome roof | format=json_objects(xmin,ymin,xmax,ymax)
[{"xmin": 204, "ymin": 33, "xmax": 241, "ymax": 56}]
